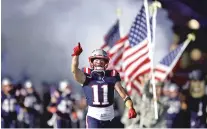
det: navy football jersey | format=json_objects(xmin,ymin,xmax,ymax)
[
  {"xmin": 82, "ymin": 68, "xmax": 121, "ymax": 107},
  {"xmin": 1, "ymin": 92, "xmax": 17, "ymax": 117}
]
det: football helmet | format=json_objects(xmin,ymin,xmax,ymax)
[
  {"xmin": 168, "ymin": 83, "xmax": 179, "ymax": 92},
  {"xmin": 2, "ymin": 78, "xmax": 11, "ymax": 86},
  {"xmin": 59, "ymin": 81, "xmax": 68, "ymax": 92},
  {"xmin": 24, "ymin": 80, "xmax": 33, "ymax": 88},
  {"xmin": 59, "ymin": 80, "xmax": 71, "ymax": 94},
  {"xmin": 88, "ymin": 49, "xmax": 110, "ymax": 71}
]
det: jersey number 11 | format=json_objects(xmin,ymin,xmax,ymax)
[{"xmin": 92, "ymin": 84, "xmax": 109, "ymax": 105}]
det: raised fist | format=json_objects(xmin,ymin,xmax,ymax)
[
  {"xmin": 72, "ymin": 42, "xmax": 83, "ymax": 56},
  {"xmin": 128, "ymin": 108, "xmax": 137, "ymax": 119}
]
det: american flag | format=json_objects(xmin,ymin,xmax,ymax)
[
  {"xmin": 101, "ymin": 20, "xmax": 120, "ymax": 52},
  {"xmin": 107, "ymin": 36, "xmax": 128, "ymax": 78},
  {"xmin": 154, "ymin": 42, "xmax": 189, "ymax": 82},
  {"xmin": 100, "ymin": 19, "xmax": 126, "ymax": 77},
  {"xmin": 122, "ymin": 5, "xmax": 151, "ymax": 94}
]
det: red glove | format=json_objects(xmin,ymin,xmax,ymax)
[
  {"xmin": 128, "ymin": 108, "xmax": 137, "ymax": 119},
  {"xmin": 72, "ymin": 42, "xmax": 83, "ymax": 56}
]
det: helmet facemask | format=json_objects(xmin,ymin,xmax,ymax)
[
  {"xmin": 91, "ymin": 58, "xmax": 108, "ymax": 70},
  {"xmin": 89, "ymin": 49, "xmax": 110, "ymax": 72}
]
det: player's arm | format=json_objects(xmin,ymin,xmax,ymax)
[
  {"xmin": 71, "ymin": 43, "xmax": 86, "ymax": 84},
  {"xmin": 115, "ymin": 81, "xmax": 133, "ymax": 108},
  {"xmin": 115, "ymin": 81, "xmax": 137, "ymax": 119}
]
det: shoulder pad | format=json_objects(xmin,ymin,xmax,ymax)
[
  {"xmin": 110, "ymin": 69, "xmax": 119, "ymax": 76},
  {"xmin": 82, "ymin": 67, "xmax": 92, "ymax": 74}
]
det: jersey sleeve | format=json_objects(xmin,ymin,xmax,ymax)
[
  {"xmin": 115, "ymin": 72, "xmax": 121, "ymax": 82},
  {"xmin": 81, "ymin": 67, "xmax": 91, "ymax": 86},
  {"xmin": 111, "ymin": 70, "xmax": 121, "ymax": 82}
]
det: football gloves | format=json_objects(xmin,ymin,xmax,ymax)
[
  {"xmin": 128, "ymin": 108, "xmax": 137, "ymax": 119},
  {"xmin": 72, "ymin": 42, "xmax": 83, "ymax": 56}
]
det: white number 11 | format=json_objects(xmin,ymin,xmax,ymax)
[{"xmin": 91, "ymin": 84, "xmax": 109, "ymax": 105}]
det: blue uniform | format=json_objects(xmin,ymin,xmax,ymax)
[
  {"xmin": 82, "ymin": 68, "xmax": 121, "ymax": 128},
  {"xmin": 47, "ymin": 89, "xmax": 75, "ymax": 128},
  {"xmin": 165, "ymin": 97, "xmax": 181, "ymax": 128},
  {"xmin": 56, "ymin": 93, "xmax": 75, "ymax": 128},
  {"xmin": 1, "ymin": 92, "xmax": 17, "ymax": 128},
  {"xmin": 23, "ymin": 91, "xmax": 41, "ymax": 128}
]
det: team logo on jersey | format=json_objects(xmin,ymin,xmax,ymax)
[{"xmin": 98, "ymin": 76, "xmax": 102, "ymax": 80}]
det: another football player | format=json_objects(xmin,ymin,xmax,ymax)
[
  {"xmin": 22, "ymin": 80, "xmax": 42, "ymax": 128},
  {"xmin": 47, "ymin": 81, "xmax": 76, "ymax": 128},
  {"xmin": 71, "ymin": 43, "xmax": 137, "ymax": 128},
  {"xmin": 1, "ymin": 78, "xmax": 18, "ymax": 128}
]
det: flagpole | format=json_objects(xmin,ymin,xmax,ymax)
[
  {"xmin": 116, "ymin": 8, "xmax": 124, "ymax": 38},
  {"xmin": 144, "ymin": 0, "xmax": 161, "ymax": 120},
  {"xmin": 151, "ymin": 0, "xmax": 162, "ymax": 120},
  {"xmin": 164, "ymin": 33, "xmax": 195, "ymax": 80},
  {"xmin": 151, "ymin": 1, "xmax": 161, "ymax": 44},
  {"xmin": 151, "ymin": 5, "xmax": 158, "ymax": 120}
]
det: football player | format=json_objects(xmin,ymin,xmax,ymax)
[
  {"xmin": 22, "ymin": 80, "xmax": 42, "ymax": 128},
  {"xmin": 47, "ymin": 81, "xmax": 76, "ymax": 128},
  {"xmin": 71, "ymin": 43, "xmax": 137, "ymax": 128},
  {"xmin": 1, "ymin": 78, "xmax": 18, "ymax": 128},
  {"xmin": 165, "ymin": 83, "xmax": 181, "ymax": 128}
]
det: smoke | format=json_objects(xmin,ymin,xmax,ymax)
[{"xmin": 2, "ymin": 0, "xmax": 173, "ymax": 92}]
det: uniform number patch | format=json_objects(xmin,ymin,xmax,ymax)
[{"xmin": 91, "ymin": 84, "xmax": 109, "ymax": 105}]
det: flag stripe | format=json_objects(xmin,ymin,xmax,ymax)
[
  {"xmin": 124, "ymin": 52, "xmax": 150, "ymax": 78},
  {"xmin": 124, "ymin": 46, "xmax": 149, "ymax": 71},
  {"xmin": 131, "ymin": 59, "xmax": 151, "ymax": 80}
]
